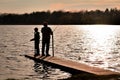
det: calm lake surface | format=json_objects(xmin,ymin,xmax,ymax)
[{"xmin": 0, "ymin": 25, "xmax": 120, "ymax": 80}]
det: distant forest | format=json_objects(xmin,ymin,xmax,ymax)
[{"xmin": 0, "ymin": 8, "xmax": 120, "ymax": 25}]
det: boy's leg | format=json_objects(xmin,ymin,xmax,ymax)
[
  {"xmin": 36, "ymin": 45, "xmax": 40, "ymax": 55},
  {"xmin": 34, "ymin": 43, "xmax": 40, "ymax": 57},
  {"xmin": 34, "ymin": 49, "xmax": 37, "ymax": 57}
]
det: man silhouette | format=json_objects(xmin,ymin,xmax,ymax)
[
  {"xmin": 41, "ymin": 22, "xmax": 53, "ymax": 56},
  {"xmin": 30, "ymin": 27, "xmax": 40, "ymax": 57}
]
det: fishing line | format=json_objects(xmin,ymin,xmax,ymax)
[{"xmin": 53, "ymin": 25, "xmax": 58, "ymax": 32}]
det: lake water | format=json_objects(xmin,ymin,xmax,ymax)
[{"xmin": 0, "ymin": 25, "xmax": 120, "ymax": 80}]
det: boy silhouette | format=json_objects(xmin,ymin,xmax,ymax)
[{"xmin": 30, "ymin": 27, "xmax": 40, "ymax": 57}]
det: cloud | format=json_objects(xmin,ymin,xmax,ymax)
[
  {"xmin": 50, "ymin": 3, "xmax": 66, "ymax": 10},
  {"xmin": 116, "ymin": 5, "xmax": 120, "ymax": 9},
  {"xmin": 0, "ymin": 0, "xmax": 18, "ymax": 3},
  {"xmin": 0, "ymin": 0, "xmax": 120, "ymax": 13},
  {"xmin": 94, "ymin": 0, "xmax": 120, "ymax": 9}
]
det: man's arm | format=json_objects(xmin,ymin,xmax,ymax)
[
  {"xmin": 41, "ymin": 28, "xmax": 43, "ymax": 33},
  {"xmin": 50, "ymin": 28, "xmax": 53, "ymax": 35}
]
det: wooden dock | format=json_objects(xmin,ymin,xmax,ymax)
[{"xmin": 25, "ymin": 54, "xmax": 120, "ymax": 76}]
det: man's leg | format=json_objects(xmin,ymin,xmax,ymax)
[
  {"xmin": 42, "ymin": 41, "xmax": 45, "ymax": 56},
  {"xmin": 46, "ymin": 40, "xmax": 50, "ymax": 56}
]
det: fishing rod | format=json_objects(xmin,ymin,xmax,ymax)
[
  {"xmin": 53, "ymin": 26, "xmax": 58, "ymax": 32},
  {"xmin": 51, "ymin": 26, "xmax": 58, "ymax": 57}
]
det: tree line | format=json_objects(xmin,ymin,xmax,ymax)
[{"xmin": 0, "ymin": 8, "xmax": 120, "ymax": 25}]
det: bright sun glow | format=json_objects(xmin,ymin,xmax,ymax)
[
  {"xmin": 81, "ymin": 25, "xmax": 118, "ymax": 45},
  {"xmin": 86, "ymin": 26, "xmax": 115, "ymax": 44},
  {"xmin": 79, "ymin": 25, "xmax": 120, "ymax": 65}
]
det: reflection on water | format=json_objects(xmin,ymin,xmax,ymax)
[
  {"xmin": 80, "ymin": 25, "xmax": 120, "ymax": 70},
  {"xmin": 0, "ymin": 25, "xmax": 120, "ymax": 79},
  {"xmin": 82, "ymin": 26, "xmax": 117, "ymax": 64},
  {"xmin": 34, "ymin": 61, "xmax": 48, "ymax": 79},
  {"xmin": 33, "ymin": 61, "xmax": 71, "ymax": 80}
]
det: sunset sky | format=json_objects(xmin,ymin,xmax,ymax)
[{"xmin": 0, "ymin": 0, "xmax": 120, "ymax": 14}]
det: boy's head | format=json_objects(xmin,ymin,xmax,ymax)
[{"xmin": 34, "ymin": 27, "xmax": 38, "ymax": 32}]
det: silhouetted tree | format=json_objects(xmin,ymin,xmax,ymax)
[{"xmin": 0, "ymin": 8, "xmax": 120, "ymax": 25}]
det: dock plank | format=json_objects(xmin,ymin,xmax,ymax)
[{"xmin": 25, "ymin": 54, "xmax": 120, "ymax": 76}]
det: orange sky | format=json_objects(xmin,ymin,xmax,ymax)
[{"xmin": 0, "ymin": 0, "xmax": 120, "ymax": 13}]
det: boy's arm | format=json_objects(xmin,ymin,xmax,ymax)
[{"xmin": 30, "ymin": 38, "xmax": 34, "ymax": 41}]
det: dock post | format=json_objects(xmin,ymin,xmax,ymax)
[{"xmin": 52, "ymin": 34, "xmax": 54, "ymax": 57}]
